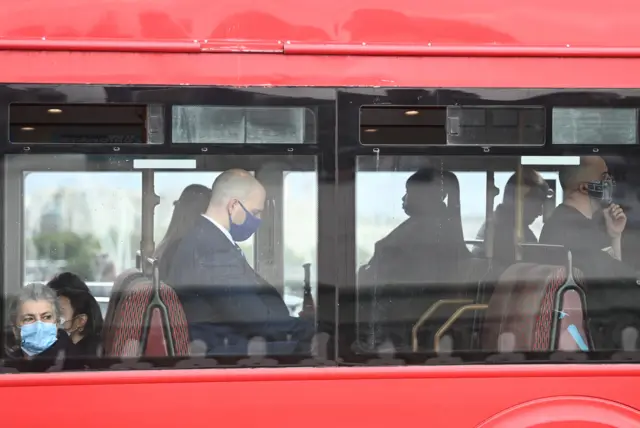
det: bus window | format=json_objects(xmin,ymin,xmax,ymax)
[
  {"xmin": 24, "ymin": 168, "xmax": 141, "ymax": 284},
  {"xmin": 283, "ymin": 171, "xmax": 318, "ymax": 316},
  {"xmin": 354, "ymin": 153, "xmax": 640, "ymax": 359},
  {"xmin": 172, "ymin": 106, "xmax": 315, "ymax": 144}
]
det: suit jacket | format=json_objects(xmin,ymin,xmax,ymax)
[{"xmin": 166, "ymin": 217, "xmax": 313, "ymax": 355}]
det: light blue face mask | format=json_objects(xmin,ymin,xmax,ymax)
[{"xmin": 20, "ymin": 321, "xmax": 58, "ymax": 356}]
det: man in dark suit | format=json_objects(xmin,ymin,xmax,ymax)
[{"xmin": 166, "ymin": 169, "xmax": 313, "ymax": 355}]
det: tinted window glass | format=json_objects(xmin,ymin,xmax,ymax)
[
  {"xmin": 354, "ymin": 154, "xmax": 640, "ymax": 362},
  {"xmin": 7, "ymin": 153, "xmax": 319, "ymax": 371},
  {"xmin": 553, "ymin": 108, "xmax": 637, "ymax": 145},
  {"xmin": 172, "ymin": 106, "xmax": 316, "ymax": 144}
]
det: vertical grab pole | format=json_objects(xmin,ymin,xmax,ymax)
[
  {"xmin": 471, "ymin": 170, "xmax": 497, "ymax": 349},
  {"xmin": 514, "ymin": 161, "xmax": 524, "ymax": 261},
  {"xmin": 141, "ymin": 170, "xmax": 159, "ymax": 276},
  {"xmin": 485, "ymin": 171, "xmax": 496, "ymax": 261}
]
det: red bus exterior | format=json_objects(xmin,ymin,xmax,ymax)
[{"xmin": 2, "ymin": 1, "xmax": 640, "ymax": 427}]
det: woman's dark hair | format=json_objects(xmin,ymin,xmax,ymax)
[
  {"xmin": 56, "ymin": 287, "xmax": 103, "ymax": 339},
  {"xmin": 503, "ymin": 167, "xmax": 550, "ymax": 203},
  {"xmin": 155, "ymin": 184, "xmax": 212, "ymax": 272},
  {"xmin": 47, "ymin": 272, "xmax": 91, "ymax": 293}
]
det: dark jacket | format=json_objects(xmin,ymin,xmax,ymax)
[
  {"xmin": 166, "ymin": 217, "xmax": 314, "ymax": 355},
  {"xmin": 4, "ymin": 330, "xmax": 83, "ymax": 373},
  {"xmin": 358, "ymin": 204, "xmax": 470, "ymax": 348},
  {"xmin": 73, "ymin": 333, "xmax": 102, "ymax": 358}
]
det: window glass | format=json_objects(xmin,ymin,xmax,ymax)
[
  {"xmin": 24, "ymin": 170, "xmax": 141, "ymax": 283},
  {"xmin": 354, "ymin": 155, "xmax": 640, "ymax": 363},
  {"xmin": 9, "ymin": 153, "xmax": 318, "ymax": 371},
  {"xmin": 172, "ymin": 106, "xmax": 316, "ymax": 144},
  {"xmin": 283, "ymin": 171, "xmax": 318, "ymax": 316},
  {"xmin": 553, "ymin": 108, "xmax": 637, "ymax": 145}
]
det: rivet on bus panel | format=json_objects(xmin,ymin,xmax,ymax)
[
  {"xmin": 22, "ymin": 146, "xmax": 30, "ymax": 152},
  {"xmin": 483, "ymin": 147, "xmax": 490, "ymax": 153},
  {"xmin": 113, "ymin": 147, "xmax": 120, "ymax": 152}
]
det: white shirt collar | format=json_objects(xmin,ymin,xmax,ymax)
[{"xmin": 201, "ymin": 214, "xmax": 234, "ymax": 244}]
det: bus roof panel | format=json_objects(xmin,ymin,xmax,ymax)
[{"xmin": 0, "ymin": 0, "xmax": 638, "ymax": 49}]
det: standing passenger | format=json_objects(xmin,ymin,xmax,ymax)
[
  {"xmin": 155, "ymin": 184, "xmax": 212, "ymax": 281},
  {"xmin": 166, "ymin": 169, "xmax": 313, "ymax": 355}
]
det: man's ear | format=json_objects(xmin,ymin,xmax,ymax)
[{"xmin": 579, "ymin": 183, "xmax": 589, "ymax": 194}]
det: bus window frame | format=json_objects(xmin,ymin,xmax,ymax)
[
  {"xmin": 2, "ymin": 85, "xmax": 338, "ymax": 364},
  {"xmin": 337, "ymin": 87, "xmax": 640, "ymax": 365}
]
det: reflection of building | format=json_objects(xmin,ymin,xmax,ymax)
[
  {"xmin": 39, "ymin": 192, "xmax": 63, "ymax": 234},
  {"xmin": 25, "ymin": 186, "xmax": 140, "ymax": 278}
]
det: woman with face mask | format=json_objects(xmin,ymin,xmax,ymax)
[
  {"xmin": 47, "ymin": 272, "xmax": 103, "ymax": 357},
  {"xmin": 56, "ymin": 287, "xmax": 104, "ymax": 357},
  {"xmin": 5, "ymin": 283, "xmax": 81, "ymax": 372}
]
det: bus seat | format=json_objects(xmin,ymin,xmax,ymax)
[
  {"xmin": 103, "ymin": 275, "xmax": 190, "ymax": 357},
  {"xmin": 102, "ymin": 268, "xmax": 143, "ymax": 347},
  {"xmin": 480, "ymin": 262, "xmax": 587, "ymax": 352}
]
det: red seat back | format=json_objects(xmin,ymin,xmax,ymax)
[
  {"xmin": 481, "ymin": 262, "xmax": 587, "ymax": 351},
  {"xmin": 102, "ymin": 268, "xmax": 143, "ymax": 345},
  {"xmin": 103, "ymin": 274, "xmax": 190, "ymax": 357}
]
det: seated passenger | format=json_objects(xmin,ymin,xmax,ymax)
[
  {"xmin": 166, "ymin": 169, "xmax": 313, "ymax": 355},
  {"xmin": 472, "ymin": 168, "xmax": 549, "ymax": 263},
  {"xmin": 365, "ymin": 168, "xmax": 469, "ymax": 271},
  {"xmin": 540, "ymin": 156, "xmax": 640, "ymax": 351},
  {"xmin": 155, "ymin": 184, "xmax": 212, "ymax": 281},
  {"xmin": 359, "ymin": 168, "xmax": 470, "ymax": 348},
  {"xmin": 5, "ymin": 283, "xmax": 81, "ymax": 372},
  {"xmin": 540, "ymin": 156, "xmax": 626, "ymax": 259},
  {"xmin": 47, "ymin": 271, "xmax": 91, "ymax": 293},
  {"xmin": 48, "ymin": 277, "xmax": 104, "ymax": 357}
]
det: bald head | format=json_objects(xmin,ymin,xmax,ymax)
[
  {"xmin": 210, "ymin": 169, "xmax": 264, "ymax": 206},
  {"xmin": 206, "ymin": 169, "xmax": 266, "ymax": 236},
  {"xmin": 559, "ymin": 156, "xmax": 608, "ymax": 192}
]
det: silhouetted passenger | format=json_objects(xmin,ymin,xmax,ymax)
[
  {"xmin": 166, "ymin": 169, "xmax": 313, "ymax": 355},
  {"xmin": 472, "ymin": 168, "xmax": 550, "ymax": 264},
  {"xmin": 5, "ymin": 283, "xmax": 81, "ymax": 372},
  {"xmin": 155, "ymin": 184, "xmax": 212, "ymax": 281},
  {"xmin": 358, "ymin": 168, "xmax": 470, "ymax": 349}
]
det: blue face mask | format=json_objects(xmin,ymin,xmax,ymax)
[
  {"xmin": 20, "ymin": 321, "xmax": 58, "ymax": 356},
  {"xmin": 229, "ymin": 201, "xmax": 262, "ymax": 242}
]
